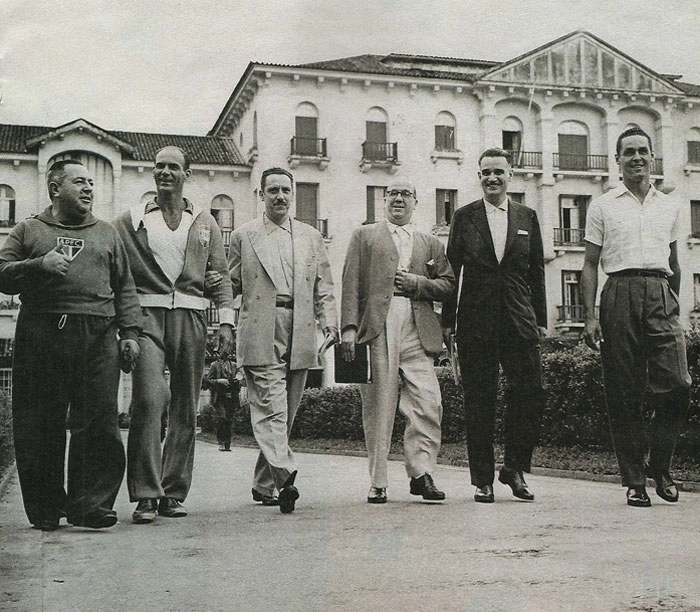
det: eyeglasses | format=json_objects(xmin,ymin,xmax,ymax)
[{"xmin": 386, "ymin": 189, "xmax": 415, "ymax": 200}]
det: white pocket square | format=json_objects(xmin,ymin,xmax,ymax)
[{"xmin": 517, "ymin": 229, "xmax": 529, "ymax": 235}]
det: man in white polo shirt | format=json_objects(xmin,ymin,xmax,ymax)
[
  {"xmin": 582, "ymin": 127, "xmax": 691, "ymax": 508},
  {"xmin": 114, "ymin": 146, "xmax": 235, "ymax": 523}
]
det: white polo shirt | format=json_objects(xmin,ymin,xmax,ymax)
[{"xmin": 584, "ymin": 184, "xmax": 682, "ymax": 275}]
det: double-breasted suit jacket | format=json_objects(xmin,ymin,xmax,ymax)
[
  {"xmin": 229, "ymin": 216, "xmax": 337, "ymax": 370},
  {"xmin": 341, "ymin": 221, "xmax": 454, "ymax": 355},
  {"xmin": 442, "ymin": 198, "xmax": 547, "ymax": 347}
]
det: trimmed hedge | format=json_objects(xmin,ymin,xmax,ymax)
[
  {"xmin": 0, "ymin": 392, "xmax": 13, "ymax": 475},
  {"xmin": 215, "ymin": 332, "xmax": 700, "ymax": 455}
]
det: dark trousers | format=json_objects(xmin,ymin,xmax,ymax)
[
  {"xmin": 600, "ymin": 276, "xmax": 691, "ymax": 487},
  {"xmin": 458, "ymin": 320, "xmax": 544, "ymax": 487},
  {"xmin": 12, "ymin": 311, "xmax": 125, "ymax": 526},
  {"xmin": 215, "ymin": 390, "xmax": 239, "ymax": 447}
]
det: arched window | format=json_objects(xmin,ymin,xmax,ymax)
[
  {"xmin": 211, "ymin": 195, "xmax": 234, "ymax": 251},
  {"xmin": 688, "ymin": 128, "xmax": 700, "ymax": 165},
  {"xmin": 557, "ymin": 121, "xmax": 589, "ymax": 170},
  {"xmin": 435, "ymin": 111, "xmax": 456, "ymax": 151},
  {"xmin": 0, "ymin": 185, "xmax": 16, "ymax": 227},
  {"xmin": 294, "ymin": 102, "xmax": 321, "ymax": 155},
  {"xmin": 211, "ymin": 194, "xmax": 234, "ymax": 231},
  {"xmin": 364, "ymin": 107, "xmax": 393, "ymax": 161}
]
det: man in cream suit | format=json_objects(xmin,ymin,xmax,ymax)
[
  {"xmin": 340, "ymin": 176, "xmax": 455, "ymax": 504},
  {"xmin": 228, "ymin": 167, "xmax": 338, "ymax": 513}
]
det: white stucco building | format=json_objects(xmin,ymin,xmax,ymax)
[
  {"xmin": 2, "ymin": 30, "xmax": 700, "ymax": 359},
  {"xmin": 208, "ymin": 30, "xmax": 700, "ymax": 335}
]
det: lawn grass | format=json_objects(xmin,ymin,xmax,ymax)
[{"xmin": 198, "ymin": 432, "xmax": 700, "ymax": 484}]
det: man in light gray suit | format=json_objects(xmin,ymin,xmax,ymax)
[
  {"xmin": 340, "ymin": 176, "xmax": 455, "ymax": 504},
  {"xmin": 228, "ymin": 167, "xmax": 338, "ymax": 513}
]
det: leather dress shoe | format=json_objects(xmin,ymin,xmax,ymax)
[
  {"xmin": 32, "ymin": 518, "xmax": 60, "ymax": 531},
  {"xmin": 279, "ymin": 471, "xmax": 299, "ymax": 514},
  {"xmin": 646, "ymin": 467, "xmax": 679, "ymax": 503},
  {"xmin": 627, "ymin": 487, "xmax": 651, "ymax": 507},
  {"xmin": 279, "ymin": 485, "xmax": 299, "ymax": 514},
  {"xmin": 498, "ymin": 467, "xmax": 534, "ymax": 501},
  {"xmin": 69, "ymin": 510, "xmax": 118, "ymax": 529},
  {"xmin": 410, "ymin": 473, "xmax": 445, "ymax": 501},
  {"xmin": 252, "ymin": 488, "xmax": 280, "ymax": 506},
  {"xmin": 474, "ymin": 484, "xmax": 494, "ymax": 503},
  {"xmin": 158, "ymin": 497, "xmax": 188, "ymax": 517},
  {"xmin": 367, "ymin": 486, "xmax": 387, "ymax": 504},
  {"xmin": 132, "ymin": 499, "xmax": 158, "ymax": 524}
]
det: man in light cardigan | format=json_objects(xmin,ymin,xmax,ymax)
[{"xmin": 114, "ymin": 146, "xmax": 234, "ymax": 524}]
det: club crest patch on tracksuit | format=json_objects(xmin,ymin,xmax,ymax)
[
  {"xmin": 199, "ymin": 227, "xmax": 210, "ymax": 247},
  {"xmin": 57, "ymin": 237, "xmax": 85, "ymax": 261}
]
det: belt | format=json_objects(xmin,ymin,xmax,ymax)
[
  {"xmin": 275, "ymin": 297, "xmax": 294, "ymax": 309},
  {"xmin": 609, "ymin": 269, "xmax": 667, "ymax": 279}
]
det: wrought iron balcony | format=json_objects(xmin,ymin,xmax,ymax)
[
  {"xmin": 296, "ymin": 217, "xmax": 329, "ymax": 238},
  {"xmin": 651, "ymin": 158, "xmax": 664, "ymax": 175},
  {"xmin": 361, "ymin": 141, "xmax": 398, "ymax": 162},
  {"xmin": 553, "ymin": 153, "xmax": 608, "ymax": 171},
  {"xmin": 505, "ymin": 150, "xmax": 542, "ymax": 169},
  {"xmin": 553, "ymin": 227, "xmax": 585, "ymax": 246},
  {"xmin": 290, "ymin": 136, "xmax": 327, "ymax": 157}
]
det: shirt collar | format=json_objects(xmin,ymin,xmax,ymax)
[
  {"xmin": 386, "ymin": 220, "xmax": 414, "ymax": 236},
  {"xmin": 484, "ymin": 198, "xmax": 509, "ymax": 215},
  {"xmin": 263, "ymin": 213, "xmax": 292, "ymax": 235},
  {"xmin": 613, "ymin": 182, "xmax": 659, "ymax": 201},
  {"xmin": 130, "ymin": 197, "xmax": 196, "ymax": 230}
]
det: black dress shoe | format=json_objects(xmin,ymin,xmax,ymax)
[
  {"xmin": 32, "ymin": 518, "xmax": 60, "ymax": 531},
  {"xmin": 279, "ymin": 485, "xmax": 299, "ymax": 514},
  {"xmin": 498, "ymin": 467, "xmax": 534, "ymax": 501},
  {"xmin": 158, "ymin": 497, "xmax": 188, "ymax": 517},
  {"xmin": 627, "ymin": 487, "xmax": 651, "ymax": 507},
  {"xmin": 252, "ymin": 488, "xmax": 280, "ymax": 506},
  {"xmin": 367, "ymin": 486, "xmax": 387, "ymax": 504},
  {"xmin": 474, "ymin": 484, "xmax": 494, "ymax": 503},
  {"xmin": 69, "ymin": 510, "xmax": 118, "ymax": 529},
  {"xmin": 410, "ymin": 473, "xmax": 445, "ymax": 501},
  {"xmin": 646, "ymin": 467, "xmax": 679, "ymax": 503}
]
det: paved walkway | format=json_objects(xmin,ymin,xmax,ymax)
[{"xmin": 2, "ymin": 439, "xmax": 700, "ymax": 612}]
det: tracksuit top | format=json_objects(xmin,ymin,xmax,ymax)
[
  {"xmin": 0, "ymin": 207, "xmax": 142, "ymax": 340},
  {"xmin": 112, "ymin": 199, "xmax": 235, "ymax": 317}
]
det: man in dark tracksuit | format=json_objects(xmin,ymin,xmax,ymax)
[
  {"xmin": 205, "ymin": 349, "xmax": 240, "ymax": 451},
  {"xmin": 0, "ymin": 160, "xmax": 141, "ymax": 531}
]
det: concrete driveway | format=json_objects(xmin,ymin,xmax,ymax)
[{"xmin": 2, "ymin": 439, "xmax": 700, "ymax": 612}]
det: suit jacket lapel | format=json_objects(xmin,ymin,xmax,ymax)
[
  {"xmin": 503, "ymin": 202, "xmax": 522, "ymax": 261},
  {"xmin": 291, "ymin": 219, "xmax": 306, "ymax": 299},
  {"xmin": 469, "ymin": 201, "xmax": 498, "ymax": 263},
  {"xmin": 247, "ymin": 219, "xmax": 278, "ymax": 284}
]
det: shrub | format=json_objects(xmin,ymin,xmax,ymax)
[{"xmin": 0, "ymin": 391, "xmax": 13, "ymax": 475}]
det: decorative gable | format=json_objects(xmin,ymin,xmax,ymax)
[{"xmin": 480, "ymin": 31, "xmax": 683, "ymax": 94}]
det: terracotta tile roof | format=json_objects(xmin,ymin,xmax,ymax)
[
  {"xmin": 0, "ymin": 123, "xmax": 246, "ymax": 166},
  {"xmin": 676, "ymin": 81, "xmax": 700, "ymax": 97}
]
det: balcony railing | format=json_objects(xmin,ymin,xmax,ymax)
[
  {"xmin": 557, "ymin": 304, "xmax": 599, "ymax": 322},
  {"xmin": 296, "ymin": 217, "xmax": 329, "ymax": 238},
  {"xmin": 651, "ymin": 158, "xmax": 664, "ymax": 175},
  {"xmin": 362, "ymin": 141, "xmax": 398, "ymax": 162},
  {"xmin": 290, "ymin": 136, "xmax": 327, "ymax": 157},
  {"xmin": 206, "ymin": 302, "xmax": 220, "ymax": 326},
  {"xmin": 506, "ymin": 150, "xmax": 542, "ymax": 169},
  {"xmin": 553, "ymin": 227, "xmax": 585, "ymax": 246},
  {"xmin": 553, "ymin": 153, "xmax": 608, "ymax": 171}
]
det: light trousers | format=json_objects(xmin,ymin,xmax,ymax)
[
  {"xmin": 127, "ymin": 308, "xmax": 207, "ymax": 502},
  {"xmin": 360, "ymin": 297, "xmax": 443, "ymax": 488},
  {"xmin": 245, "ymin": 307, "xmax": 306, "ymax": 496}
]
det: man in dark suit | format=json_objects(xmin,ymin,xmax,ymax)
[
  {"xmin": 442, "ymin": 148, "xmax": 547, "ymax": 503},
  {"xmin": 341, "ymin": 176, "xmax": 454, "ymax": 504}
]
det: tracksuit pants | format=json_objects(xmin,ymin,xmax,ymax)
[{"xmin": 12, "ymin": 311, "xmax": 124, "ymax": 526}]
